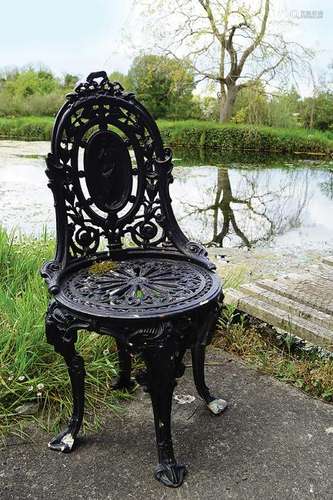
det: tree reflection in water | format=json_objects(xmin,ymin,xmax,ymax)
[
  {"xmin": 320, "ymin": 170, "xmax": 333, "ymax": 200},
  {"xmin": 178, "ymin": 166, "xmax": 310, "ymax": 248}
]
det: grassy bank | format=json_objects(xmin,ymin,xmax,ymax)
[
  {"xmin": 159, "ymin": 120, "xmax": 333, "ymax": 155},
  {"xmin": 215, "ymin": 307, "xmax": 333, "ymax": 403},
  {"xmin": 0, "ymin": 116, "xmax": 53, "ymax": 141},
  {"xmin": 1, "ymin": 116, "xmax": 333, "ymax": 155},
  {"xmin": 0, "ymin": 229, "xmax": 124, "ymax": 439}
]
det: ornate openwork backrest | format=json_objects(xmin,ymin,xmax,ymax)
[{"xmin": 45, "ymin": 72, "xmax": 213, "ymax": 289}]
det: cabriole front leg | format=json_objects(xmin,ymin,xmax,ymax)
[
  {"xmin": 142, "ymin": 329, "xmax": 187, "ymax": 488},
  {"xmin": 45, "ymin": 306, "xmax": 85, "ymax": 453}
]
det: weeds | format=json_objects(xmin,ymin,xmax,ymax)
[
  {"xmin": 214, "ymin": 308, "xmax": 333, "ymax": 402},
  {"xmin": 0, "ymin": 228, "xmax": 125, "ymax": 439}
]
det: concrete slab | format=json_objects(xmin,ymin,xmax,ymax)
[
  {"xmin": 226, "ymin": 289, "xmax": 333, "ymax": 350},
  {"xmin": 323, "ymin": 256, "xmax": 333, "ymax": 267},
  {"xmin": 239, "ymin": 283, "xmax": 333, "ymax": 330},
  {"xmin": 1, "ymin": 349, "xmax": 332, "ymax": 500},
  {"xmin": 225, "ymin": 258, "xmax": 333, "ymax": 350}
]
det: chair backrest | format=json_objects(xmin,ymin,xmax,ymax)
[{"xmin": 46, "ymin": 71, "xmax": 213, "ymax": 271}]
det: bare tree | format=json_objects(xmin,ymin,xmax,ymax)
[{"xmin": 134, "ymin": 0, "xmax": 312, "ymax": 122}]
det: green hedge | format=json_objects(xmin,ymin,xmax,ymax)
[
  {"xmin": 1, "ymin": 116, "xmax": 333, "ymax": 154},
  {"xmin": 158, "ymin": 120, "xmax": 333, "ymax": 154},
  {"xmin": 0, "ymin": 116, "xmax": 53, "ymax": 140}
]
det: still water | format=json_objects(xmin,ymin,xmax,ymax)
[{"xmin": 0, "ymin": 140, "xmax": 333, "ymax": 253}]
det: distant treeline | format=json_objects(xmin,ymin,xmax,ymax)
[{"xmin": 1, "ymin": 56, "xmax": 333, "ymax": 132}]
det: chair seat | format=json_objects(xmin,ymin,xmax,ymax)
[{"xmin": 56, "ymin": 256, "xmax": 221, "ymax": 320}]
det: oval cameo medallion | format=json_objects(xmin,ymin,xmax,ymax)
[{"xmin": 84, "ymin": 130, "xmax": 132, "ymax": 212}]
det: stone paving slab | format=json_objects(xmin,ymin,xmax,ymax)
[
  {"xmin": 226, "ymin": 259, "xmax": 333, "ymax": 350},
  {"xmin": 226, "ymin": 289, "xmax": 333, "ymax": 350},
  {"xmin": 1, "ymin": 349, "xmax": 332, "ymax": 500},
  {"xmin": 323, "ymin": 256, "xmax": 333, "ymax": 267},
  {"xmin": 240, "ymin": 283, "xmax": 333, "ymax": 330}
]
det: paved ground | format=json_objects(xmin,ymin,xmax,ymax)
[{"xmin": 1, "ymin": 349, "xmax": 332, "ymax": 500}]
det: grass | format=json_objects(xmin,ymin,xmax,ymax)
[
  {"xmin": 1, "ymin": 116, "xmax": 333, "ymax": 154},
  {"xmin": 0, "ymin": 227, "xmax": 331, "ymax": 440},
  {"xmin": 0, "ymin": 228, "xmax": 126, "ymax": 440},
  {"xmin": 214, "ymin": 305, "xmax": 333, "ymax": 403}
]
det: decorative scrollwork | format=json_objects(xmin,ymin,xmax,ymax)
[
  {"xmin": 57, "ymin": 257, "xmax": 220, "ymax": 319},
  {"xmin": 45, "ymin": 70, "xmax": 216, "ymax": 290},
  {"xmin": 185, "ymin": 241, "xmax": 209, "ymax": 258},
  {"xmin": 49, "ymin": 72, "xmax": 176, "ymax": 259},
  {"xmin": 46, "ymin": 301, "xmax": 92, "ymax": 338},
  {"xmin": 71, "ymin": 226, "xmax": 101, "ymax": 256},
  {"xmin": 127, "ymin": 322, "xmax": 173, "ymax": 351},
  {"xmin": 42, "ymin": 72, "xmax": 223, "ymax": 489}
]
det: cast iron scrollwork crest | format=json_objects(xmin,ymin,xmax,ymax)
[{"xmin": 43, "ymin": 71, "xmax": 213, "ymax": 277}]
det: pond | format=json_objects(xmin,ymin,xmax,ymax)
[{"xmin": 1, "ymin": 140, "xmax": 333, "ymax": 256}]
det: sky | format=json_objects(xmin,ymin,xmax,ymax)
[
  {"xmin": 0, "ymin": 0, "xmax": 133, "ymax": 76},
  {"xmin": 1, "ymin": 0, "xmax": 332, "ymax": 94}
]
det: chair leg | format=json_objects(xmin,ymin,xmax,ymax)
[
  {"xmin": 143, "ymin": 336, "xmax": 187, "ymax": 488},
  {"xmin": 45, "ymin": 316, "xmax": 85, "ymax": 453},
  {"xmin": 191, "ymin": 343, "xmax": 228, "ymax": 415},
  {"xmin": 112, "ymin": 339, "xmax": 135, "ymax": 391}
]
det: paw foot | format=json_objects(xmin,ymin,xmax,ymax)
[
  {"xmin": 207, "ymin": 398, "xmax": 228, "ymax": 415},
  {"xmin": 154, "ymin": 462, "xmax": 187, "ymax": 488},
  {"xmin": 112, "ymin": 377, "xmax": 136, "ymax": 392},
  {"xmin": 48, "ymin": 429, "xmax": 76, "ymax": 453}
]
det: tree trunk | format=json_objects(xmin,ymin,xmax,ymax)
[{"xmin": 219, "ymin": 84, "xmax": 238, "ymax": 123}]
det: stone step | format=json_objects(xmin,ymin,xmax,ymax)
[
  {"xmin": 225, "ymin": 289, "xmax": 333, "ymax": 351},
  {"xmin": 239, "ymin": 283, "xmax": 333, "ymax": 330},
  {"xmin": 323, "ymin": 256, "xmax": 333, "ymax": 267},
  {"xmin": 256, "ymin": 277, "xmax": 333, "ymax": 317}
]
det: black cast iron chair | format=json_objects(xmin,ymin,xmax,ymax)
[{"xmin": 41, "ymin": 71, "xmax": 227, "ymax": 488}]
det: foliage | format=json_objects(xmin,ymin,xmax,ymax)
[
  {"xmin": 269, "ymin": 88, "xmax": 301, "ymax": 127},
  {"xmin": 0, "ymin": 64, "xmax": 332, "ymax": 134},
  {"xmin": 3, "ymin": 68, "xmax": 59, "ymax": 98},
  {"xmin": 128, "ymin": 54, "xmax": 196, "ymax": 119},
  {"xmin": 109, "ymin": 71, "xmax": 131, "ymax": 91},
  {"xmin": 231, "ymin": 81, "xmax": 270, "ymax": 126},
  {"xmin": 158, "ymin": 120, "xmax": 333, "ymax": 154},
  {"xmin": 0, "ymin": 67, "xmax": 74, "ymax": 118},
  {"xmin": 0, "ymin": 92, "xmax": 64, "ymax": 118},
  {"xmin": 134, "ymin": 0, "xmax": 311, "ymax": 122},
  {"xmin": 231, "ymin": 85, "xmax": 302, "ymax": 129},
  {"xmin": 198, "ymin": 96, "xmax": 220, "ymax": 121},
  {"xmin": 1, "ymin": 116, "xmax": 333, "ymax": 154},
  {"xmin": 214, "ymin": 311, "xmax": 333, "ymax": 402},
  {"xmin": 301, "ymin": 92, "xmax": 333, "ymax": 131},
  {"xmin": 0, "ymin": 116, "xmax": 53, "ymax": 140},
  {"xmin": 63, "ymin": 73, "xmax": 80, "ymax": 90},
  {"xmin": 0, "ymin": 228, "xmax": 125, "ymax": 438}
]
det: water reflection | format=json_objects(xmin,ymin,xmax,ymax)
[
  {"xmin": 320, "ymin": 171, "xmax": 333, "ymax": 200},
  {"xmin": 0, "ymin": 140, "xmax": 333, "ymax": 253},
  {"xmin": 176, "ymin": 166, "xmax": 310, "ymax": 248},
  {"xmin": 171, "ymin": 149, "xmax": 333, "ymax": 251}
]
